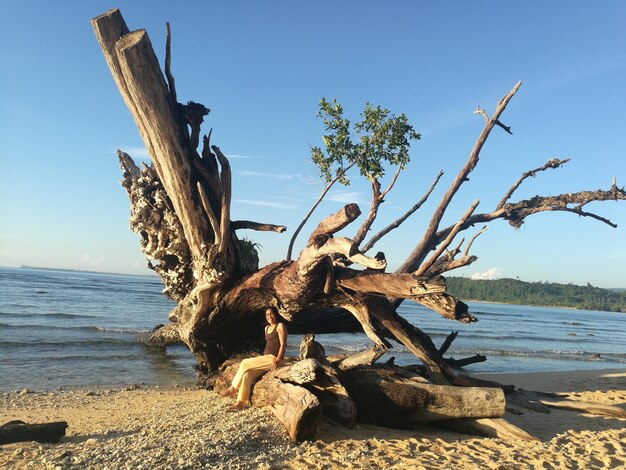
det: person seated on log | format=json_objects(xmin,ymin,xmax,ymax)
[{"xmin": 220, "ymin": 306, "xmax": 288, "ymax": 410}]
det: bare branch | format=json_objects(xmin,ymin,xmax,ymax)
[
  {"xmin": 412, "ymin": 293, "xmax": 476, "ymax": 323},
  {"xmin": 473, "ymin": 107, "xmax": 488, "ymax": 122},
  {"xmin": 231, "ymin": 220, "xmax": 287, "ymax": 233},
  {"xmin": 414, "ymin": 200, "xmax": 480, "ymax": 277},
  {"xmin": 339, "ymin": 294, "xmax": 391, "ymax": 349},
  {"xmin": 211, "ymin": 146, "xmax": 232, "ymax": 254},
  {"xmin": 554, "ymin": 207, "xmax": 618, "ymax": 227},
  {"xmin": 298, "ymin": 237, "xmax": 386, "ymax": 275},
  {"xmin": 307, "ymin": 203, "xmax": 361, "ymax": 248},
  {"xmin": 430, "ymin": 183, "xmax": 626, "ymax": 248},
  {"xmin": 286, "ymin": 162, "xmax": 356, "ymax": 260},
  {"xmin": 184, "ymin": 102, "xmax": 210, "ymax": 151},
  {"xmin": 197, "ymin": 182, "xmax": 220, "ymax": 243},
  {"xmin": 165, "ymin": 22, "xmax": 177, "ymax": 102},
  {"xmin": 200, "ymin": 133, "xmax": 219, "ymax": 177},
  {"xmin": 362, "ymin": 170, "xmax": 444, "ymax": 253},
  {"xmin": 428, "ymin": 253, "xmax": 478, "ymax": 278},
  {"xmin": 420, "ymin": 226, "xmax": 486, "ymax": 278},
  {"xmin": 352, "ymin": 178, "xmax": 382, "ymax": 246},
  {"xmin": 336, "ymin": 270, "xmax": 447, "ymax": 298},
  {"xmin": 294, "ymin": 204, "xmax": 387, "ymax": 274},
  {"xmin": 502, "ymin": 185, "xmax": 626, "ymax": 229},
  {"xmin": 494, "ymin": 120, "xmax": 512, "ymax": 134},
  {"xmin": 381, "ymin": 165, "xmax": 402, "ymax": 198},
  {"xmin": 397, "ymin": 81, "xmax": 521, "ymax": 275},
  {"xmin": 353, "ymin": 166, "xmax": 405, "ymax": 247},
  {"xmin": 464, "ymin": 225, "xmax": 488, "ymax": 256},
  {"xmin": 438, "ymin": 331, "xmax": 458, "ymax": 355},
  {"xmin": 365, "ymin": 297, "xmax": 456, "ymax": 384},
  {"xmin": 497, "ymin": 158, "xmax": 570, "ymax": 209}
]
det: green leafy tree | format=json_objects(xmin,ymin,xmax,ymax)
[{"xmin": 287, "ymin": 98, "xmax": 420, "ymax": 259}]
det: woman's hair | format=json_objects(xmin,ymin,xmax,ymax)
[{"xmin": 265, "ymin": 306, "xmax": 279, "ymax": 317}]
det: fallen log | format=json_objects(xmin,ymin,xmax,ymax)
[
  {"xmin": 446, "ymin": 354, "xmax": 487, "ymax": 368},
  {"xmin": 341, "ymin": 366, "xmax": 506, "ymax": 428},
  {"xmin": 0, "ymin": 420, "xmax": 68, "ymax": 444}
]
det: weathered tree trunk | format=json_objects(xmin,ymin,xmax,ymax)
[
  {"xmin": 91, "ymin": 9, "xmax": 462, "ymax": 384},
  {"xmin": 340, "ymin": 366, "xmax": 505, "ymax": 428}
]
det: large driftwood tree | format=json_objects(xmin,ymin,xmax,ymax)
[{"xmin": 92, "ymin": 9, "xmax": 626, "ymax": 441}]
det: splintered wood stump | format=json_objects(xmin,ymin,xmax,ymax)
[
  {"xmin": 252, "ymin": 378, "xmax": 321, "ymax": 442},
  {"xmin": 341, "ymin": 367, "xmax": 505, "ymax": 429},
  {"xmin": 0, "ymin": 420, "xmax": 68, "ymax": 444},
  {"xmin": 213, "ymin": 358, "xmax": 356, "ymax": 441},
  {"xmin": 213, "ymin": 358, "xmax": 322, "ymax": 442}
]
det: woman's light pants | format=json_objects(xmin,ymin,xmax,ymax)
[{"xmin": 231, "ymin": 354, "xmax": 275, "ymax": 404}]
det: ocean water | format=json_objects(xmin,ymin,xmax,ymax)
[{"xmin": 1, "ymin": 267, "xmax": 625, "ymax": 391}]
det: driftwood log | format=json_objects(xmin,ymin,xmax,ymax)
[
  {"xmin": 0, "ymin": 420, "xmax": 68, "ymax": 445},
  {"xmin": 213, "ymin": 353, "xmax": 509, "ymax": 442},
  {"xmin": 92, "ymin": 9, "xmax": 626, "ymax": 442},
  {"xmin": 340, "ymin": 366, "xmax": 505, "ymax": 427}
]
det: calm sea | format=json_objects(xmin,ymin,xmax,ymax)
[{"xmin": 1, "ymin": 267, "xmax": 625, "ymax": 391}]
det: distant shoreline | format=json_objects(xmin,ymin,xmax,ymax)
[
  {"xmin": 447, "ymin": 276, "xmax": 626, "ymax": 313},
  {"xmin": 10, "ymin": 265, "xmax": 157, "ymax": 279},
  {"xmin": 464, "ymin": 299, "xmax": 578, "ymax": 310}
]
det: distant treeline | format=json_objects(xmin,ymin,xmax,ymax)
[{"xmin": 446, "ymin": 277, "xmax": 626, "ymax": 313}]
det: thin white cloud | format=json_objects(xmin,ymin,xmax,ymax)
[
  {"xmin": 227, "ymin": 154, "xmax": 263, "ymax": 160},
  {"xmin": 325, "ymin": 191, "xmax": 365, "ymax": 204},
  {"xmin": 238, "ymin": 170, "xmax": 293, "ymax": 180},
  {"xmin": 296, "ymin": 174, "xmax": 320, "ymax": 185},
  {"xmin": 237, "ymin": 170, "xmax": 319, "ymax": 185},
  {"xmin": 82, "ymin": 252, "xmax": 104, "ymax": 268},
  {"xmin": 470, "ymin": 267, "xmax": 503, "ymax": 280},
  {"xmin": 536, "ymin": 57, "xmax": 626, "ymax": 92},
  {"xmin": 234, "ymin": 199, "xmax": 298, "ymax": 210}
]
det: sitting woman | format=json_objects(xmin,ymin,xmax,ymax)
[{"xmin": 221, "ymin": 306, "xmax": 288, "ymax": 410}]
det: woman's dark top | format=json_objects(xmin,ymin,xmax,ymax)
[{"xmin": 263, "ymin": 325, "xmax": 280, "ymax": 356}]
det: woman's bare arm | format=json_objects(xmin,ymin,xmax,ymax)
[{"xmin": 272, "ymin": 323, "xmax": 288, "ymax": 369}]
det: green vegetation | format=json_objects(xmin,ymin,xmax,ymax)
[
  {"xmin": 310, "ymin": 98, "xmax": 419, "ymax": 184},
  {"xmin": 287, "ymin": 99, "xmax": 420, "ymax": 260},
  {"xmin": 446, "ymin": 277, "xmax": 626, "ymax": 313}
]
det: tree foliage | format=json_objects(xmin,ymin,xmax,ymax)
[
  {"xmin": 288, "ymin": 99, "xmax": 420, "ymax": 259},
  {"xmin": 310, "ymin": 98, "xmax": 420, "ymax": 185}
]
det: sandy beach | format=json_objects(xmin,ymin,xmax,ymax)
[{"xmin": 1, "ymin": 369, "xmax": 624, "ymax": 469}]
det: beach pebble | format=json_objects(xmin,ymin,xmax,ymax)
[{"xmin": 18, "ymin": 388, "xmax": 30, "ymax": 396}]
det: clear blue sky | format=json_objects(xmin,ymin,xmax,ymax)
[{"xmin": 1, "ymin": 1, "xmax": 625, "ymax": 288}]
